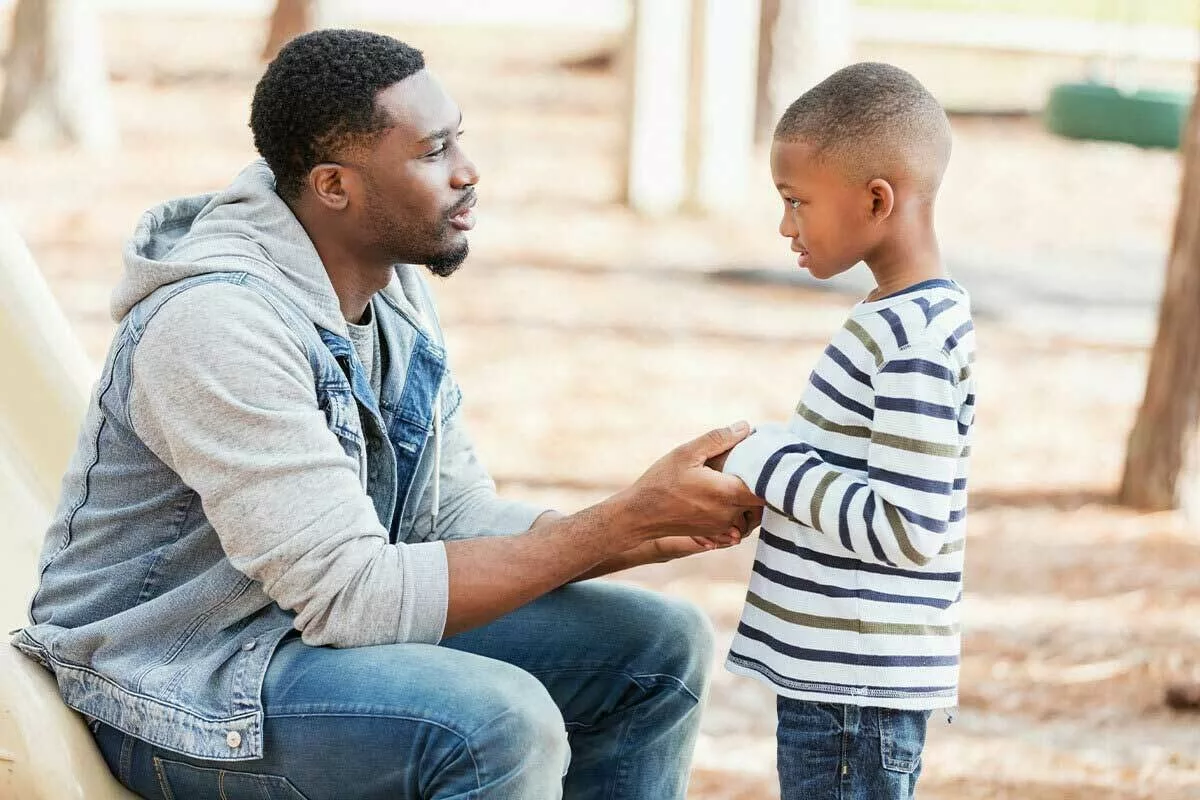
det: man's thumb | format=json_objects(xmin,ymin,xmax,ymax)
[{"xmin": 684, "ymin": 421, "xmax": 752, "ymax": 463}]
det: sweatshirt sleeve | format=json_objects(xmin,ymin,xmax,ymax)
[
  {"xmin": 129, "ymin": 283, "xmax": 449, "ymax": 647},
  {"xmin": 723, "ymin": 345, "xmax": 965, "ymax": 568}
]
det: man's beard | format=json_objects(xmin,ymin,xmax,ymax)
[{"xmin": 425, "ymin": 238, "xmax": 469, "ymax": 277}]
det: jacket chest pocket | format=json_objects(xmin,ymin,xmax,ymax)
[{"xmin": 316, "ymin": 380, "xmax": 364, "ymax": 460}]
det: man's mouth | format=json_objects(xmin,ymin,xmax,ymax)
[{"xmin": 448, "ymin": 193, "xmax": 477, "ymax": 232}]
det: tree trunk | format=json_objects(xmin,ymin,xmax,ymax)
[
  {"xmin": 0, "ymin": 0, "xmax": 117, "ymax": 149},
  {"xmin": 261, "ymin": 0, "xmax": 318, "ymax": 62},
  {"xmin": 1118, "ymin": 70, "xmax": 1200, "ymax": 518}
]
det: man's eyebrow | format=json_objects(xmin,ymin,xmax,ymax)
[{"xmin": 418, "ymin": 113, "xmax": 464, "ymax": 145}]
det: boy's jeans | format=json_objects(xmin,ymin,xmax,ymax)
[
  {"xmin": 92, "ymin": 581, "xmax": 713, "ymax": 799},
  {"xmin": 777, "ymin": 697, "xmax": 932, "ymax": 800}
]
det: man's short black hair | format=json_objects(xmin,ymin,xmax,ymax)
[
  {"xmin": 250, "ymin": 29, "xmax": 425, "ymax": 201},
  {"xmin": 775, "ymin": 62, "xmax": 951, "ymax": 189}
]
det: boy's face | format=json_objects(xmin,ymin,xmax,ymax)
[{"xmin": 770, "ymin": 138, "xmax": 878, "ymax": 280}]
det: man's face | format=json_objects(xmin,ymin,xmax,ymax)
[
  {"xmin": 769, "ymin": 139, "xmax": 876, "ymax": 281},
  {"xmin": 353, "ymin": 70, "xmax": 478, "ymax": 277}
]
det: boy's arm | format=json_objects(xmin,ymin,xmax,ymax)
[{"xmin": 722, "ymin": 345, "xmax": 965, "ymax": 568}]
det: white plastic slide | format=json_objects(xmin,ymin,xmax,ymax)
[{"xmin": 0, "ymin": 211, "xmax": 136, "ymax": 798}]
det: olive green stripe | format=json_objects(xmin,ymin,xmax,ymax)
[
  {"xmin": 884, "ymin": 502, "xmax": 931, "ymax": 566},
  {"xmin": 797, "ymin": 402, "xmax": 871, "ymax": 438},
  {"xmin": 871, "ymin": 431, "xmax": 962, "ymax": 458},
  {"xmin": 845, "ymin": 319, "xmax": 884, "ymax": 367},
  {"xmin": 939, "ymin": 538, "xmax": 965, "ymax": 555},
  {"xmin": 958, "ymin": 365, "xmax": 972, "ymax": 383},
  {"xmin": 746, "ymin": 591, "xmax": 959, "ymax": 636},
  {"xmin": 810, "ymin": 472, "xmax": 839, "ymax": 529}
]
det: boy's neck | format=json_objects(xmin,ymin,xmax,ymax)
[{"xmin": 863, "ymin": 216, "xmax": 945, "ymax": 302}]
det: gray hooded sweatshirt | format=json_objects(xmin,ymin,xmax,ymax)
[{"xmin": 12, "ymin": 160, "xmax": 546, "ymax": 760}]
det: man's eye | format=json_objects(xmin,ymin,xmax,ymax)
[{"xmin": 424, "ymin": 143, "xmax": 448, "ymax": 158}]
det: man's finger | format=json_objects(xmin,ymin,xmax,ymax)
[{"xmin": 678, "ymin": 421, "xmax": 751, "ymax": 465}]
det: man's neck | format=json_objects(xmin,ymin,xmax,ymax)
[{"xmin": 293, "ymin": 205, "xmax": 392, "ymax": 325}]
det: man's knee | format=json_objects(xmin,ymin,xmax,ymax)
[
  {"xmin": 653, "ymin": 595, "xmax": 715, "ymax": 695},
  {"xmin": 469, "ymin": 666, "xmax": 570, "ymax": 784}
]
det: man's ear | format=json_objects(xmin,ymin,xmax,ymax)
[
  {"xmin": 867, "ymin": 178, "xmax": 895, "ymax": 221},
  {"xmin": 308, "ymin": 164, "xmax": 352, "ymax": 211}
]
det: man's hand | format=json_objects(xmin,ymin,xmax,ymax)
[{"xmin": 610, "ymin": 422, "xmax": 764, "ymax": 549}]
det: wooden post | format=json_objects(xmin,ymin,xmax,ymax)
[
  {"xmin": 764, "ymin": 0, "xmax": 852, "ymax": 130},
  {"xmin": 625, "ymin": 0, "xmax": 694, "ymax": 215},
  {"xmin": 1119, "ymin": 70, "xmax": 1200, "ymax": 518},
  {"xmin": 0, "ymin": 0, "xmax": 117, "ymax": 150},
  {"xmin": 689, "ymin": 0, "xmax": 761, "ymax": 213}
]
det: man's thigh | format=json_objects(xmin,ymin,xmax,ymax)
[
  {"xmin": 441, "ymin": 581, "xmax": 715, "ymax": 729},
  {"xmin": 96, "ymin": 637, "xmax": 567, "ymax": 799}
]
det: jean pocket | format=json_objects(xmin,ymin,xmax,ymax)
[
  {"xmin": 153, "ymin": 757, "xmax": 310, "ymax": 800},
  {"xmin": 878, "ymin": 708, "xmax": 931, "ymax": 774}
]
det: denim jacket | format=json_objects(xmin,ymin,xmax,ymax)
[{"xmin": 11, "ymin": 161, "xmax": 545, "ymax": 760}]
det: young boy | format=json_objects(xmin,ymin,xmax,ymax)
[{"xmin": 714, "ymin": 63, "xmax": 975, "ymax": 799}]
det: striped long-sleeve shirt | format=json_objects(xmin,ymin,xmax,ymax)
[{"xmin": 722, "ymin": 278, "xmax": 975, "ymax": 710}]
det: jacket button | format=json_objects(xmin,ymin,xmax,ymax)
[
  {"xmin": 241, "ymin": 640, "xmax": 256, "ymax": 651},
  {"xmin": 226, "ymin": 730, "xmax": 242, "ymax": 749}
]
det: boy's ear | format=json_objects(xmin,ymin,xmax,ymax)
[{"xmin": 867, "ymin": 178, "xmax": 895, "ymax": 221}]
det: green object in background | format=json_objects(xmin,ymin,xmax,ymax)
[{"xmin": 1043, "ymin": 82, "xmax": 1192, "ymax": 149}]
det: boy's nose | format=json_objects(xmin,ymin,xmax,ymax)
[{"xmin": 779, "ymin": 211, "xmax": 798, "ymax": 239}]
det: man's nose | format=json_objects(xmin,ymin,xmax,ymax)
[{"xmin": 452, "ymin": 151, "xmax": 479, "ymax": 189}]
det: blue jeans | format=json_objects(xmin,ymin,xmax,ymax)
[
  {"xmin": 776, "ymin": 698, "xmax": 931, "ymax": 800},
  {"xmin": 92, "ymin": 581, "xmax": 713, "ymax": 799}
]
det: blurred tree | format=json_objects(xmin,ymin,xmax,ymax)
[
  {"xmin": 0, "ymin": 0, "xmax": 117, "ymax": 150},
  {"xmin": 1118, "ymin": 69, "xmax": 1200, "ymax": 519},
  {"xmin": 262, "ymin": 0, "xmax": 319, "ymax": 62}
]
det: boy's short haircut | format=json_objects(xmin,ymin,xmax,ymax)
[{"xmin": 775, "ymin": 62, "xmax": 952, "ymax": 191}]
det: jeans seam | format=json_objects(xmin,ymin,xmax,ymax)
[{"xmin": 265, "ymin": 711, "xmax": 483, "ymax": 793}]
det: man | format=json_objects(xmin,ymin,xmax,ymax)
[{"xmin": 11, "ymin": 29, "xmax": 763, "ymax": 800}]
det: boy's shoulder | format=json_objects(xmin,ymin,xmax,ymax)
[{"xmin": 851, "ymin": 282, "xmax": 974, "ymax": 367}]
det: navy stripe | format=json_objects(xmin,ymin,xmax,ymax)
[
  {"xmin": 917, "ymin": 297, "xmax": 957, "ymax": 324},
  {"xmin": 811, "ymin": 373, "xmax": 875, "ymax": 420},
  {"xmin": 879, "ymin": 358, "xmax": 955, "ymax": 383},
  {"xmin": 815, "ymin": 446, "xmax": 868, "ymax": 472},
  {"xmin": 869, "ymin": 466, "xmax": 953, "ymax": 495},
  {"xmin": 759, "ymin": 528, "xmax": 961, "ymax": 582},
  {"xmin": 861, "ymin": 492, "xmax": 893, "ymax": 565},
  {"xmin": 753, "ymin": 561, "xmax": 956, "ymax": 610},
  {"xmin": 868, "ymin": 278, "xmax": 962, "ymax": 302},
  {"xmin": 953, "ymin": 477, "xmax": 968, "ymax": 491},
  {"xmin": 949, "ymin": 507, "xmax": 965, "ymax": 522},
  {"xmin": 737, "ymin": 622, "xmax": 960, "ymax": 667},
  {"xmin": 837, "ymin": 482, "xmax": 864, "ymax": 551},
  {"xmin": 879, "ymin": 307, "xmax": 909, "ymax": 348},
  {"xmin": 727, "ymin": 653, "xmax": 957, "ymax": 698},
  {"xmin": 957, "ymin": 421, "xmax": 970, "ymax": 436},
  {"xmin": 896, "ymin": 505, "xmax": 949, "ymax": 534},
  {"xmin": 756, "ymin": 444, "xmax": 813, "ymax": 497},
  {"xmin": 942, "ymin": 320, "xmax": 975, "ymax": 353},
  {"xmin": 965, "ymin": 393, "xmax": 975, "ymax": 405},
  {"xmin": 876, "ymin": 396, "xmax": 957, "ymax": 420},
  {"xmin": 825, "ymin": 344, "xmax": 872, "ymax": 387},
  {"xmin": 783, "ymin": 456, "xmax": 821, "ymax": 515}
]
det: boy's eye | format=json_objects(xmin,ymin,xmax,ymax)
[{"xmin": 786, "ymin": 197, "xmax": 802, "ymax": 209}]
